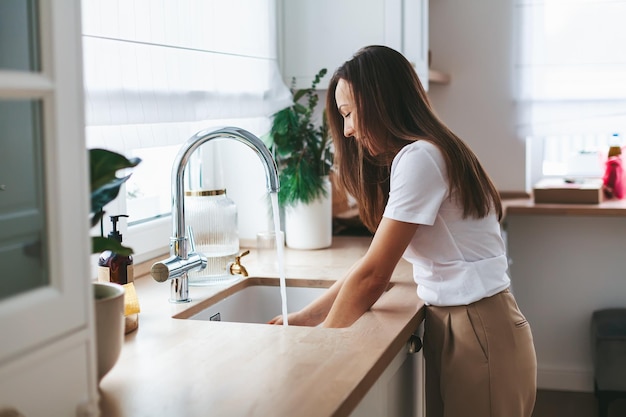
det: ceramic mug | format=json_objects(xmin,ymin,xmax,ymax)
[{"xmin": 93, "ymin": 281, "xmax": 125, "ymax": 382}]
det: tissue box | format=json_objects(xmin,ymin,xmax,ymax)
[{"xmin": 533, "ymin": 178, "xmax": 603, "ymax": 204}]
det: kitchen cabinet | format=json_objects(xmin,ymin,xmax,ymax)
[
  {"xmin": 351, "ymin": 332, "xmax": 425, "ymax": 417},
  {"xmin": 279, "ymin": 0, "xmax": 429, "ymax": 90},
  {"xmin": 0, "ymin": 1, "xmax": 98, "ymax": 415}
]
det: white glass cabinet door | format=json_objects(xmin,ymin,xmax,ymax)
[
  {"xmin": 0, "ymin": 0, "xmax": 93, "ymax": 369},
  {"xmin": 0, "ymin": 99, "xmax": 48, "ymax": 301}
]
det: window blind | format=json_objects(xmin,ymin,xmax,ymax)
[
  {"xmin": 81, "ymin": 0, "xmax": 291, "ymax": 149},
  {"xmin": 515, "ymin": 0, "xmax": 626, "ymax": 137}
]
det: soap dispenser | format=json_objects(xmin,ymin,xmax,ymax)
[
  {"xmin": 98, "ymin": 215, "xmax": 140, "ymax": 334},
  {"xmin": 98, "ymin": 215, "xmax": 133, "ymax": 285}
]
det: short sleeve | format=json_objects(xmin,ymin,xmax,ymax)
[{"xmin": 382, "ymin": 141, "xmax": 449, "ymax": 226}]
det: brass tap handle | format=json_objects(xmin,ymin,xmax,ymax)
[{"xmin": 229, "ymin": 250, "xmax": 250, "ymax": 277}]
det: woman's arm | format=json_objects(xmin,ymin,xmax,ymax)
[
  {"xmin": 268, "ymin": 217, "xmax": 417, "ymax": 327},
  {"xmin": 322, "ymin": 217, "xmax": 418, "ymax": 328}
]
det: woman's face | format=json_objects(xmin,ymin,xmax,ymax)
[
  {"xmin": 335, "ymin": 79, "xmax": 358, "ymax": 139},
  {"xmin": 335, "ymin": 79, "xmax": 380, "ymax": 156}
]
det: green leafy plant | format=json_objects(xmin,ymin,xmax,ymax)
[
  {"xmin": 89, "ymin": 148, "xmax": 141, "ymax": 255},
  {"xmin": 268, "ymin": 68, "xmax": 333, "ymax": 206}
]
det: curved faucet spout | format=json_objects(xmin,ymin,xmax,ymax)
[
  {"xmin": 151, "ymin": 126, "xmax": 280, "ymax": 303},
  {"xmin": 172, "ymin": 127, "xmax": 279, "ymax": 252}
]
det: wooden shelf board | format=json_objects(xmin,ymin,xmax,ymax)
[{"xmin": 428, "ymin": 69, "xmax": 451, "ymax": 85}]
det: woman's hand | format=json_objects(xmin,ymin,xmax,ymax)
[
  {"xmin": 267, "ymin": 309, "xmax": 320, "ymax": 327},
  {"xmin": 267, "ymin": 276, "xmax": 349, "ymax": 327}
]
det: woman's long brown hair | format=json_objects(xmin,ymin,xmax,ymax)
[{"xmin": 326, "ymin": 45, "xmax": 502, "ymax": 232}]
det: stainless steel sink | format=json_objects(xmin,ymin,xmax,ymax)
[{"xmin": 173, "ymin": 277, "xmax": 333, "ymax": 324}]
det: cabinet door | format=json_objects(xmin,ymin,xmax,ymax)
[
  {"xmin": 280, "ymin": 0, "xmax": 395, "ymax": 89},
  {"xmin": 0, "ymin": 0, "xmax": 92, "ymax": 368},
  {"xmin": 403, "ymin": 0, "xmax": 429, "ymax": 90},
  {"xmin": 0, "ymin": 334, "xmax": 94, "ymax": 417},
  {"xmin": 279, "ymin": 0, "xmax": 428, "ymax": 90},
  {"xmin": 350, "ymin": 344, "xmax": 425, "ymax": 417}
]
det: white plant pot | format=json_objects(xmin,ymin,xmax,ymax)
[{"xmin": 284, "ymin": 178, "xmax": 332, "ymax": 250}]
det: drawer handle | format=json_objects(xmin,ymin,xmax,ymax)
[{"xmin": 407, "ymin": 334, "xmax": 422, "ymax": 354}]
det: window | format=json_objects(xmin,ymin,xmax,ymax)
[
  {"xmin": 81, "ymin": 0, "xmax": 291, "ymax": 263},
  {"xmin": 515, "ymin": 0, "xmax": 626, "ymax": 186}
]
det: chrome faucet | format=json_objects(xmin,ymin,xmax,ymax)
[{"xmin": 150, "ymin": 127, "xmax": 280, "ymax": 303}]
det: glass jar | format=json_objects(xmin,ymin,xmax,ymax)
[{"xmin": 184, "ymin": 189, "xmax": 239, "ymax": 285}]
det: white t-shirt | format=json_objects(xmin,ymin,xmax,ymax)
[{"xmin": 382, "ymin": 140, "xmax": 510, "ymax": 306}]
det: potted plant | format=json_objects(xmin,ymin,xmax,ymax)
[
  {"xmin": 89, "ymin": 148, "xmax": 141, "ymax": 255},
  {"xmin": 267, "ymin": 68, "xmax": 334, "ymax": 249},
  {"xmin": 89, "ymin": 148, "xmax": 140, "ymax": 381}
]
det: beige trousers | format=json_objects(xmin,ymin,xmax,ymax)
[{"xmin": 423, "ymin": 289, "xmax": 537, "ymax": 417}]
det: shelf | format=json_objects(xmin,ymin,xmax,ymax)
[{"xmin": 428, "ymin": 69, "xmax": 451, "ymax": 85}]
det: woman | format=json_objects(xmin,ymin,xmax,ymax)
[{"xmin": 270, "ymin": 45, "xmax": 536, "ymax": 417}]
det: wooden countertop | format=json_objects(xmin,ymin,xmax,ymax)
[
  {"xmin": 503, "ymin": 197, "xmax": 626, "ymax": 217},
  {"xmin": 98, "ymin": 236, "xmax": 424, "ymax": 417}
]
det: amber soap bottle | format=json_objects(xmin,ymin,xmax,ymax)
[{"xmin": 98, "ymin": 215, "xmax": 138, "ymax": 333}]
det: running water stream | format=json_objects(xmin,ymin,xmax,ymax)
[{"xmin": 270, "ymin": 192, "xmax": 289, "ymax": 326}]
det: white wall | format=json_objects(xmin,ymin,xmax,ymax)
[
  {"xmin": 506, "ymin": 214, "xmax": 626, "ymax": 392},
  {"xmin": 428, "ymin": 0, "xmax": 526, "ymax": 192}
]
